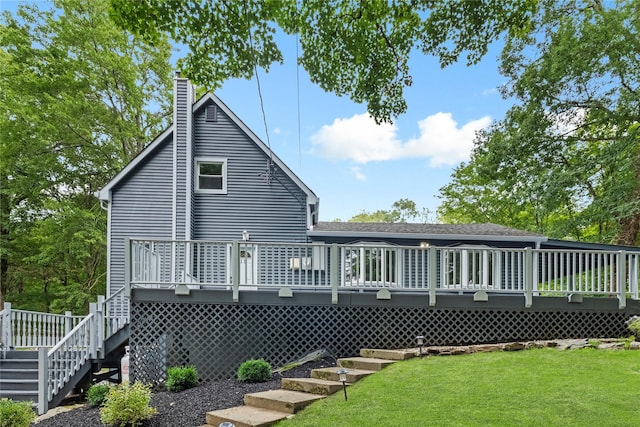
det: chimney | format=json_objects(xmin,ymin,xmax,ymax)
[{"xmin": 172, "ymin": 74, "xmax": 196, "ymax": 241}]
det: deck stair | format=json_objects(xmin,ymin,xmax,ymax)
[
  {"xmin": 0, "ymin": 288, "xmax": 129, "ymax": 414},
  {"xmin": 203, "ymin": 348, "xmax": 413, "ymax": 427}
]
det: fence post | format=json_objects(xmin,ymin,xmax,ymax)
[
  {"xmin": 428, "ymin": 246, "xmax": 437, "ymax": 307},
  {"xmin": 232, "ymin": 240, "xmax": 240, "ymax": 302},
  {"xmin": 124, "ymin": 237, "xmax": 131, "ymax": 298},
  {"xmin": 524, "ymin": 247, "xmax": 533, "ymax": 308},
  {"xmin": 1, "ymin": 302, "xmax": 11, "ymax": 348},
  {"xmin": 37, "ymin": 346, "xmax": 48, "ymax": 415},
  {"xmin": 331, "ymin": 244, "xmax": 339, "ymax": 304},
  {"xmin": 617, "ymin": 251, "xmax": 626, "ymax": 309}
]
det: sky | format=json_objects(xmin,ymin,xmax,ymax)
[
  {"xmin": 1, "ymin": 0, "xmax": 514, "ymax": 222},
  {"xmin": 214, "ymin": 34, "xmax": 511, "ymax": 221}
]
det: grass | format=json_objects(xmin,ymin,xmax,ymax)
[{"xmin": 277, "ymin": 348, "xmax": 640, "ymax": 426}]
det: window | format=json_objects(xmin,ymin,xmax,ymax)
[{"xmin": 196, "ymin": 158, "xmax": 227, "ymax": 193}]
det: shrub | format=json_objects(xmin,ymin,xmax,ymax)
[
  {"xmin": 627, "ymin": 317, "xmax": 640, "ymax": 340},
  {"xmin": 100, "ymin": 382, "xmax": 157, "ymax": 427},
  {"xmin": 237, "ymin": 359, "xmax": 272, "ymax": 382},
  {"xmin": 166, "ymin": 365, "xmax": 199, "ymax": 392},
  {"xmin": 87, "ymin": 383, "xmax": 111, "ymax": 406},
  {"xmin": 0, "ymin": 398, "xmax": 35, "ymax": 427}
]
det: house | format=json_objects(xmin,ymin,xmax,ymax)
[{"xmin": 93, "ymin": 75, "xmax": 639, "ymax": 384}]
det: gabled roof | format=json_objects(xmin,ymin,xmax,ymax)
[
  {"xmin": 96, "ymin": 93, "xmax": 319, "ymax": 205},
  {"xmin": 308, "ymin": 222, "xmax": 548, "ymax": 244}
]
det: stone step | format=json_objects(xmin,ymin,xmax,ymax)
[
  {"xmin": 281, "ymin": 377, "xmax": 344, "ymax": 395},
  {"xmin": 206, "ymin": 405, "xmax": 290, "ymax": 427},
  {"xmin": 337, "ymin": 357, "xmax": 395, "ymax": 371},
  {"xmin": 360, "ymin": 348, "xmax": 416, "ymax": 360},
  {"xmin": 244, "ymin": 389, "xmax": 324, "ymax": 414},
  {"xmin": 310, "ymin": 366, "xmax": 375, "ymax": 383}
]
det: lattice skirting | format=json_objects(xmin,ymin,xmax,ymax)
[{"xmin": 130, "ymin": 298, "xmax": 635, "ymax": 384}]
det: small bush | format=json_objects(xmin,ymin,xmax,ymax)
[
  {"xmin": 628, "ymin": 317, "xmax": 640, "ymax": 340},
  {"xmin": 87, "ymin": 383, "xmax": 111, "ymax": 406},
  {"xmin": 166, "ymin": 365, "xmax": 199, "ymax": 392},
  {"xmin": 237, "ymin": 359, "xmax": 272, "ymax": 382},
  {"xmin": 0, "ymin": 398, "xmax": 35, "ymax": 427},
  {"xmin": 100, "ymin": 382, "xmax": 157, "ymax": 427}
]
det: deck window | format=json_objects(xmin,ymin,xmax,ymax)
[{"xmin": 196, "ymin": 158, "xmax": 227, "ymax": 194}]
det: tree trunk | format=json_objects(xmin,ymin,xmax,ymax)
[{"xmin": 616, "ymin": 212, "xmax": 640, "ymax": 246}]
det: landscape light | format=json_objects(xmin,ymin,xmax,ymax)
[
  {"xmin": 416, "ymin": 335, "xmax": 425, "ymax": 358},
  {"xmin": 336, "ymin": 368, "xmax": 348, "ymax": 401}
]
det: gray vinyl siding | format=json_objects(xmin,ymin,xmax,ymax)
[
  {"xmin": 192, "ymin": 104, "xmax": 309, "ymax": 243},
  {"xmin": 108, "ymin": 137, "xmax": 173, "ymax": 295}
]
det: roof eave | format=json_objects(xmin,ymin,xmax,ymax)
[{"xmin": 307, "ymin": 230, "xmax": 548, "ymax": 244}]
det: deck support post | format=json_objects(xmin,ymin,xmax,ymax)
[
  {"xmin": 524, "ymin": 247, "xmax": 533, "ymax": 308},
  {"xmin": 89, "ymin": 303, "xmax": 98, "ymax": 359},
  {"xmin": 428, "ymin": 246, "xmax": 437, "ymax": 306},
  {"xmin": 617, "ymin": 251, "xmax": 626, "ymax": 309},
  {"xmin": 124, "ymin": 238, "xmax": 131, "ymax": 298},
  {"xmin": 232, "ymin": 241, "xmax": 240, "ymax": 302},
  {"xmin": 37, "ymin": 346, "xmax": 48, "ymax": 415},
  {"xmin": 331, "ymin": 244, "xmax": 339, "ymax": 304}
]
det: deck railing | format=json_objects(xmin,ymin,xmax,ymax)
[
  {"xmin": 0, "ymin": 303, "xmax": 84, "ymax": 349},
  {"xmin": 127, "ymin": 239, "xmax": 640, "ymax": 309}
]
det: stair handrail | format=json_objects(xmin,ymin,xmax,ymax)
[{"xmin": 41, "ymin": 288, "xmax": 129, "ymax": 413}]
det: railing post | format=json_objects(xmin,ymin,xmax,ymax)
[
  {"xmin": 617, "ymin": 251, "xmax": 626, "ymax": 309},
  {"xmin": 232, "ymin": 240, "xmax": 240, "ymax": 302},
  {"xmin": 632, "ymin": 254, "xmax": 639, "ymax": 300},
  {"xmin": 89, "ymin": 303, "xmax": 97, "ymax": 359},
  {"xmin": 64, "ymin": 311, "xmax": 72, "ymax": 335},
  {"xmin": 428, "ymin": 246, "xmax": 437, "ymax": 307},
  {"xmin": 96, "ymin": 296, "xmax": 105, "ymax": 358},
  {"xmin": 524, "ymin": 247, "xmax": 533, "ymax": 308},
  {"xmin": 1, "ymin": 302, "xmax": 11, "ymax": 348},
  {"xmin": 124, "ymin": 237, "xmax": 131, "ymax": 298},
  {"xmin": 331, "ymin": 244, "xmax": 339, "ymax": 304},
  {"xmin": 37, "ymin": 346, "xmax": 48, "ymax": 415}
]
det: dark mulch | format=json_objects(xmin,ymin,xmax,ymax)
[{"xmin": 34, "ymin": 356, "xmax": 336, "ymax": 427}]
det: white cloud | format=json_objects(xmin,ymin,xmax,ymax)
[
  {"xmin": 311, "ymin": 112, "xmax": 491, "ymax": 167},
  {"xmin": 273, "ymin": 127, "xmax": 281, "ymax": 135},
  {"xmin": 351, "ymin": 166, "xmax": 366, "ymax": 181}
]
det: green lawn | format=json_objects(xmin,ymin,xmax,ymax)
[{"xmin": 277, "ymin": 349, "xmax": 640, "ymax": 426}]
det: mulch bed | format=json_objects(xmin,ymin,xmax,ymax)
[{"xmin": 34, "ymin": 356, "xmax": 337, "ymax": 427}]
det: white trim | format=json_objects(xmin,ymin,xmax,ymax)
[
  {"xmin": 106, "ymin": 196, "xmax": 112, "ymax": 297},
  {"xmin": 195, "ymin": 157, "xmax": 228, "ymax": 194}
]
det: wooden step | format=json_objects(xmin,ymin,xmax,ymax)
[
  {"xmin": 360, "ymin": 348, "xmax": 416, "ymax": 360},
  {"xmin": 244, "ymin": 389, "xmax": 324, "ymax": 414},
  {"xmin": 206, "ymin": 405, "xmax": 290, "ymax": 427},
  {"xmin": 337, "ymin": 357, "xmax": 395, "ymax": 371},
  {"xmin": 281, "ymin": 377, "xmax": 344, "ymax": 395},
  {"xmin": 310, "ymin": 366, "xmax": 374, "ymax": 383}
]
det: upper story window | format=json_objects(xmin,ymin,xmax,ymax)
[{"xmin": 196, "ymin": 157, "xmax": 227, "ymax": 194}]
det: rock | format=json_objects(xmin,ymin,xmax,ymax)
[
  {"xmin": 555, "ymin": 339, "xmax": 589, "ymax": 350},
  {"xmin": 502, "ymin": 342, "xmax": 525, "ymax": 351},
  {"xmin": 597, "ymin": 342, "xmax": 626, "ymax": 350}
]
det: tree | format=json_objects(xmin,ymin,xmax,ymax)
[
  {"xmin": 349, "ymin": 198, "xmax": 432, "ymax": 223},
  {"xmin": 109, "ymin": 0, "xmax": 537, "ymax": 123},
  {"xmin": 438, "ymin": 0, "xmax": 640, "ymax": 245},
  {"xmin": 0, "ymin": 0, "xmax": 173, "ymax": 310}
]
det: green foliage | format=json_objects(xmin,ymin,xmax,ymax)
[
  {"xmin": 166, "ymin": 365, "xmax": 199, "ymax": 392},
  {"xmin": 628, "ymin": 317, "xmax": 640, "ymax": 339},
  {"xmin": 237, "ymin": 359, "xmax": 272, "ymax": 383},
  {"xmin": 0, "ymin": 0, "xmax": 173, "ymax": 310},
  {"xmin": 0, "ymin": 398, "xmax": 35, "ymax": 427},
  {"xmin": 438, "ymin": 1, "xmax": 640, "ymax": 246},
  {"xmin": 87, "ymin": 383, "xmax": 112, "ymax": 407},
  {"xmin": 100, "ymin": 382, "xmax": 157, "ymax": 427},
  {"xmin": 109, "ymin": 0, "xmax": 535, "ymax": 123},
  {"xmin": 349, "ymin": 198, "xmax": 432, "ymax": 223}
]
